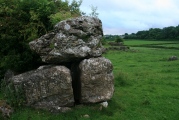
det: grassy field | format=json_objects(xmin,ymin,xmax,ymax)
[
  {"xmin": 1, "ymin": 39, "xmax": 179, "ymax": 120},
  {"xmin": 124, "ymin": 39, "xmax": 177, "ymax": 45}
]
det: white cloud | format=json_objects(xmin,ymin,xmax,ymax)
[{"xmin": 70, "ymin": 0, "xmax": 179, "ymax": 35}]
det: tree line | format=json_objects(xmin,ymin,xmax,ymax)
[
  {"xmin": 124, "ymin": 25, "xmax": 179, "ymax": 40},
  {"xmin": 0, "ymin": 0, "xmax": 83, "ymax": 80}
]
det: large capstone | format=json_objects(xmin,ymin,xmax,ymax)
[
  {"xmin": 79, "ymin": 57, "xmax": 114, "ymax": 103},
  {"xmin": 8, "ymin": 65, "xmax": 74, "ymax": 111},
  {"xmin": 29, "ymin": 16, "xmax": 104, "ymax": 63}
]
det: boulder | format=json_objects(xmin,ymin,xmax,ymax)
[
  {"xmin": 29, "ymin": 16, "xmax": 104, "ymax": 63},
  {"xmin": 8, "ymin": 65, "xmax": 74, "ymax": 111},
  {"xmin": 168, "ymin": 56, "xmax": 178, "ymax": 61},
  {"xmin": 79, "ymin": 57, "xmax": 114, "ymax": 103}
]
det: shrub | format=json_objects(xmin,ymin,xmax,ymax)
[
  {"xmin": 1, "ymin": 80, "xmax": 26, "ymax": 108},
  {"xmin": 115, "ymin": 36, "xmax": 124, "ymax": 43},
  {"xmin": 0, "ymin": 0, "xmax": 83, "ymax": 80}
]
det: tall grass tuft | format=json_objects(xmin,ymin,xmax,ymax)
[{"xmin": 115, "ymin": 71, "xmax": 129, "ymax": 87}]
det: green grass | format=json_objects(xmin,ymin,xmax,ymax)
[
  {"xmin": 124, "ymin": 39, "xmax": 179, "ymax": 50},
  {"xmin": 124, "ymin": 39, "xmax": 178, "ymax": 46},
  {"xmin": 154, "ymin": 43, "xmax": 179, "ymax": 48},
  {"xmin": 103, "ymin": 40, "xmax": 179, "ymax": 120},
  {"xmin": 1, "ymin": 39, "xmax": 179, "ymax": 120}
]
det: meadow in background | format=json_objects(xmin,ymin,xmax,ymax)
[{"xmin": 1, "ymin": 39, "xmax": 179, "ymax": 120}]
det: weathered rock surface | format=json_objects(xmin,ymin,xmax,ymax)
[
  {"xmin": 5, "ymin": 16, "xmax": 114, "ymax": 112},
  {"xmin": 168, "ymin": 56, "xmax": 178, "ymax": 61},
  {"xmin": 29, "ymin": 16, "xmax": 104, "ymax": 63},
  {"xmin": 9, "ymin": 65, "xmax": 74, "ymax": 111},
  {"xmin": 79, "ymin": 57, "xmax": 114, "ymax": 103}
]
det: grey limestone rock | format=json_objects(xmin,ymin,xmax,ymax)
[
  {"xmin": 6, "ymin": 16, "xmax": 115, "ymax": 112},
  {"xmin": 8, "ymin": 65, "xmax": 74, "ymax": 111},
  {"xmin": 79, "ymin": 57, "xmax": 114, "ymax": 103},
  {"xmin": 168, "ymin": 56, "xmax": 178, "ymax": 61},
  {"xmin": 29, "ymin": 16, "xmax": 104, "ymax": 63}
]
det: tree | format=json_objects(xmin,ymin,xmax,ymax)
[
  {"xmin": 69, "ymin": 0, "xmax": 82, "ymax": 16},
  {"xmin": 89, "ymin": 5, "xmax": 99, "ymax": 18},
  {"xmin": 124, "ymin": 25, "xmax": 179, "ymax": 40},
  {"xmin": 136, "ymin": 30, "xmax": 148, "ymax": 39},
  {"xmin": 0, "ymin": 0, "xmax": 83, "ymax": 80},
  {"xmin": 147, "ymin": 28, "xmax": 162, "ymax": 39}
]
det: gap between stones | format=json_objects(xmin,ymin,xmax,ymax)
[{"xmin": 54, "ymin": 61, "xmax": 82, "ymax": 104}]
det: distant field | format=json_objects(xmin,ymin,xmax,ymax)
[
  {"xmin": 1, "ymin": 39, "xmax": 179, "ymax": 120},
  {"xmin": 124, "ymin": 39, "xmax": 179, "ymax": 45},
  {"xmin": 124, "ymin": 39, "xmax": 179, "ymax": 51}
]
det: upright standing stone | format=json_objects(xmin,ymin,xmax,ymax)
[{"xmin": 79, "ymin": 57, "xmax": 114, "ymax": 103}]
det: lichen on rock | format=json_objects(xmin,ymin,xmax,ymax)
[
  {"xmin": 79, "ymin": 57, "xmax": 114, "ymax": 103},
  {"xmin": 29, "ymin": 16, "xmax": 105, "ymax": 63},
  {"xmin": 8, "ymin": 65, "xmax": 74, "ymax": 111}
]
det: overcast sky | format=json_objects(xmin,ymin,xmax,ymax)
[{"xmin": 74, "ymin": 0, "xmax": 179, "ymax": 35}]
